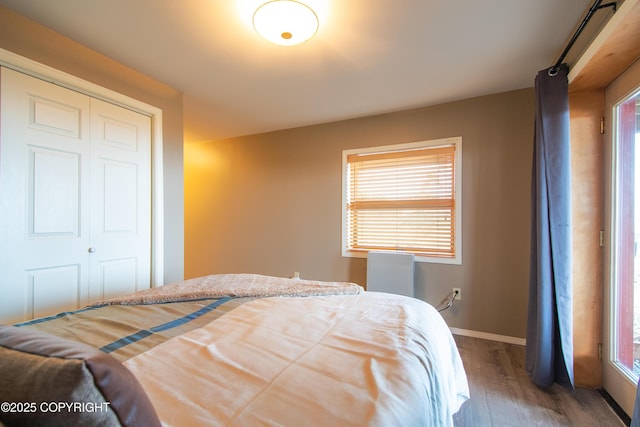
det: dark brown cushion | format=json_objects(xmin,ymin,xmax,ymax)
[{"xmin": 0, "ymin": 325, "xmax": 161, "ymax": 427}]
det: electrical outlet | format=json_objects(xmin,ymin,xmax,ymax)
[{"xmin": 453, "ymin": 288, "xmax": 461, "ymax": 300}]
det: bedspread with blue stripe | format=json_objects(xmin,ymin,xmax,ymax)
[{"xmin": 15, "ymin": 297, "xmax": 253, "ymax": 361}]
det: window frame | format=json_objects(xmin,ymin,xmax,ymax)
[{"xmin": 341, "ymin": 137, "xmax": 462, "ymax": 264}]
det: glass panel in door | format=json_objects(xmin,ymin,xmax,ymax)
[
  {"xmin": 605, "ymin": 87, "xmax": 640, "ymax": 416},
  {"xmin": 613, "ymin": 93, "xmax": 639, "ymax": 377}
]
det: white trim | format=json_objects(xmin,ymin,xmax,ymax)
[
  {"xmin": 449, "ymin": 327, "xmax": 526, "ymax": 346},
  {"xmin": 0, "ymin": 48, "xmax": 165, "ymax": 287},
  {"xmin": 601, "ymin": 63, "xmax": 640, "ymax": 415}
]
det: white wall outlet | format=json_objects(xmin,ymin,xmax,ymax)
[{"xmin": 453, "ymin": 288, "xmax": 461, "ymax": 300}]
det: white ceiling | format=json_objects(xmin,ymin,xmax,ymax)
[{"xmin": 0, "ymin": 0, "xmax": 595, "ymax": 142}]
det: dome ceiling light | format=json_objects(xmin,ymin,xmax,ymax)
[{"xmin": 253, "ymin": 0, "xmax": 319, "ymax": 46}]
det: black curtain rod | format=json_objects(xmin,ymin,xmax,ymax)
[{"xmin": 549, "ymin": 0, "xmax": 617, "ymax": 76}]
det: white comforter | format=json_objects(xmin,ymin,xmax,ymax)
[{"xmin": 124, "ymin": 292, "xmax": 469, "ymax": 426}]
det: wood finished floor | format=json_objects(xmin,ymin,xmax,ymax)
[{"xmin": 452, "ymin": 335, "xmax": 626, "ymax": 427}]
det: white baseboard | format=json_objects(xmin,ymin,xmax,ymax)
[{"xmin": 450, "ymin": 327, "xmax": 526, "ymax": 346}]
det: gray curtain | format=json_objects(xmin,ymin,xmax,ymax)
[{"xmin": 525, "ymin": 64, "xmax": 574, "ymax": 389}]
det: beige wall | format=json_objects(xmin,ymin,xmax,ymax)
[
  {"xmin": 0, "ymin": 7, "xmax": 185, "ymax": 284},
  {"xmin": 185, "ymin": 88, "xmax": 534, "ymax": 338}
]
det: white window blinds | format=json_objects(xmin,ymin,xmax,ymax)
[{"xmin": 345, "ymin": 142, "xmax": 458, "ymax": 259}]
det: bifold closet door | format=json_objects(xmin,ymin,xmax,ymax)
[
  {"xmin": 89, "ymin": 97, "xmax": 151, "ymax": 302},
  {"xmin": 0, "ymin": 67, "xmax": 151, "ymax": 324}
]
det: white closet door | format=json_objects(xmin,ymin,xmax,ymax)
[
  {"xmin": 0, "ymin": 67, "xmax": 151, "ymax": 324},
  {"xmin": 0, "ymin": 67, "xmax": 92, "ymax": 323},
  {"xmin": 89, "ymin": 98, "xmax": 151, "ymax": 301}
]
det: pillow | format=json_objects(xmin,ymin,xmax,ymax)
[{"xmin": 0, "ymin": 325, "xmax": 161, "ymax": 427}]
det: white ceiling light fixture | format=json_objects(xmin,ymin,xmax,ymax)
[{"xmin": 253, "ymin": 0, "xmax": 319, "ymax": 46}]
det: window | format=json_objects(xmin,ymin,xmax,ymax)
[{"xmin": 342, "ymin": 137, "xmax": 462, "ymax": 264}]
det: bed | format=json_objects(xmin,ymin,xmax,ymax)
[{"xmin": 0, "ymin": 273, "xmax": 469, "ymax": 427}]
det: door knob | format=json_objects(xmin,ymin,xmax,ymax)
[{"xmin": 88, "ymin": 247, "xmax": 96, "ymax": 253}]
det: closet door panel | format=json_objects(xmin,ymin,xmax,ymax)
[
  {"xmin": 29, "ymin": 147, "xmax": 80, "ymax": 236},
  {"xmin": 29, "ymin": 96, "xmax": 81, "ymax": 137},
  {"xmin": 96, "ymin": 257, "xmax": 138, "ymax": 299},
  {"xmin": 0, "ymin": 67, "xmax": 91, "ymax": 324},
  {"xmin": 102, "ymin": 160, "xmax": 138, "ymax": 232},
  {"xmin": 89, "ymin": 98, "xmax": 151, "ymax": 302},
  {"xmin": 27, "ymin": 265, "xmax": 81, "ymax": 319}
]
